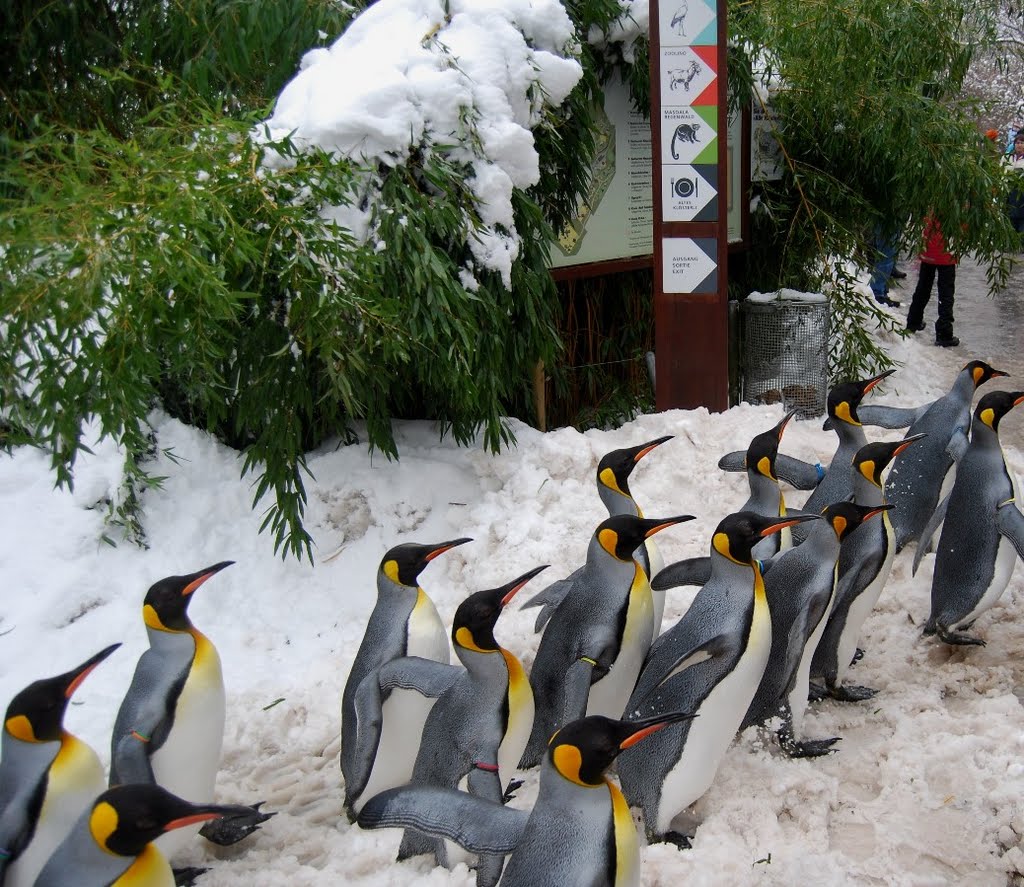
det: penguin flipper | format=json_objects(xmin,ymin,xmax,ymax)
[
  {"xmin": 358, "ymin": 785, "xmax": 528, "ymax": 855},
  {"xmin": 913, "ymin": 493, "xmax": 951, "ymax": 576},
  {"xmin": 651, "ymin": 556, "xmax": 711, "ymax": 590},
  {"xmin": 774, "ymin": 454, "xmax": 826, "ymax": 491},
  {"xmin": 857, "ymin": 404, "xmax": 924, "ymax": 430},
  {"xmin": 717, "ymin": 450, "xmax": 746, "ymax": 472},
  {"xmin": 562, "ymin": 657, "xmax": 603, "ymax": 725},
  {"xmin": 109, "ymin": 650, "xmax": 172, "ymax": 786},
  {"xmin": 348, "ymin": 658, "xmax": 459, "ymax": 801},
  {"xmin": 946, "ymin": 426, "xmax": 969, "ymax": 462},
  {"xmin": 997, "ymin": 501, "xmax": 1024, "ymax": 560},
  {"xmin": 519, "ymin": 574, "xmax": 578, "ymax": 633}
]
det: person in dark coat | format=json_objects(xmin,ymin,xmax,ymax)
[{"xmin": 905, "ymin": 217, "xmax": 959, "ymax": 347}]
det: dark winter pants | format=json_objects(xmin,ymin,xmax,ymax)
[{"xmin": 907, "ymin": 262, "xmax": 956, "ymax": 340}]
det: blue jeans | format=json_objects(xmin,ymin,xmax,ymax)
[{"xmin": 869, "ymin": 231, "xmax": 897, "ymax": 299}]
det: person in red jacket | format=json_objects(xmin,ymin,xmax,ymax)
[{"xmin": 905, "ymin": 217, "xmax": 959, "ymax": 346}]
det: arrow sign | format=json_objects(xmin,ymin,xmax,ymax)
[{"xmin": 662, "ymin": 237, "xmax": 718, "ymax": 293}]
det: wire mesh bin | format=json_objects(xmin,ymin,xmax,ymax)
[{"xmin": 739, "ymin": 291, "xmax": 830, "ymax": 418}]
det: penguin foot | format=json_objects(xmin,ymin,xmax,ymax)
[
  {"xmin": 780, "ymin": 733, "xmax": 840, "ymax": 758},
  {"xmin": 829, "ymin": 684, "xmax": 877, "ymax": 702},
  {"xmin": 173, "ymin": 867, "xmax": 209, "ymax": 887},
  {"xmin": 502, "ymin": 778, "xmax": 524, "ymax": 803},
  {"xmin": 807, "ymin": 681, "xmax": 828, "ymax": 702},
  {"xmin": 936, "ymin": 627, "xmax": 986, "ymax": 647},
  {"xmin": 661, "ymin": 830, "xmax": 693, "ymax": 850},
  {"xmin": 199, "ymin": 802, "xmax": 276, "ymax": 845}
]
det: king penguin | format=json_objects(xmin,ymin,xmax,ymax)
[
  {"xmin": 741, "ymin": 501, "xmax": 888, "ymax": 757},
  {"xmin": 717, "ymin": 371, "xmax": 898, "ymax": 517},
  {"xmin": 519, "ymin": 513, "xmax": 694, "ymax": 769},
  {"xmin": 0, "ymin": 643, "xmax": 120, "ymax": 887},
  {"xmin": 394, "ymin": 565, "xmax": 546, "ymax": 886},
  {"xmin": 342, "ymin": 538, "xmax": 472, "ymax": 816},
  {"xmin": 920, "ymin": 390, "xmax": 1024, "ymax": 645},
  {"xmin": 109, "ymin": 560, "xmax": 269, "ymax": 857},
  {"xmin": 654, "ymin": 409, "xmax": 798, "ymax": 590},
  {"xmin": 358, "ymin": 711, "xmax": 695, "ymax": 887},
  {"xmin": 810, "ymin": 434, "xmax": 926, "ymax": 701},
  {"xmin": 34, "ymin": 783, "xmax": 259, "ymax": 887},
  {"xmin": 521, "ymin": 436, "xmax": 673, "ymax": 638},
  {"xmin": 862, "ymin": 360, "xmax": 1008, "ymax": 552},
  {"xmin": 616, "ymin": 510, "xmax": 819, "ymax": 843}
]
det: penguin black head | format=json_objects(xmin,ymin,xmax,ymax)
[
  {"xmin": 547, "ymin": 712, "xmax": 696, "ymax": 786},
  {"xmin": 3, "ymin": 643, "xmax": 120, "ymax": 743},
  {"xmin": 974, "ymin": 390, "xmax": 1024, "ymax": 432},
  {"xmin": 596, "ymin": 436, "xmax": 673, "ymax": 502},
  {"xmin": 452, "ymin": 564, "xmax": 548, "ymax": 653},
  {"xmin": 965, "ymin": 360, "xmax": 1009, "ymax": 389},
  {"xmin": 88, "ymin": 784, "xmax": 254, "ymax": 857},
  {"xmin": 820, "ymin": 501, "xmax": 890, "ymax": 541},
  {"xmin": 143, "ymin": 561, "xmax": 234, "ymax": 632},
  {"xmin": 711, "ymin": 510, "xmax": 821, "ymax": 565},
  {"xmin": 853, "ymin": 433, "xmax": 927, "ymax": 488},
  {"xmin": 826, "ymin": 369, "xmax": 896, "ymax": 427},
  {"xmin": 745, "ymin": 410, "xmax": 796, "ymax": 478},
  {"xmin": 597, "ymin": 514, "xmax": 694, "ymax": 560},
  {"xmin": 381, "ymin": 538, "xmax": 472, "ymax": 587}
]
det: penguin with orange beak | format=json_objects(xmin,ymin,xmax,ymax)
[
  {"xmin": 921, "ymin": 391, "xmax": 1024, "ymax": 645},
  {"xmin": 358, "ymin": 711, "xmax": 696, "ymax": 887},
  {"xmin": 109, "ymin": 561, "xmax": 271, "ymax": 855},
  {"xmin": 0, "ymin": 644, "xmax": 120, "ymax": 887},
  {"xmin": 34, "ymin": 783, "xmax": 259, "ymax": 887}
]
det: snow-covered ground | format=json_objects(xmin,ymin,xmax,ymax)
[{"xmin": 3, "ymin": 287, "xmax": 1024, "ymax": 885}]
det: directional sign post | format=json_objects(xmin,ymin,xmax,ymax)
[{"xmin": 652, "ymin": 0, "xmax": 729, "ymax": 412}]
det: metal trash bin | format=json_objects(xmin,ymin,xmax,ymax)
[{"xmin": 739, "ymin": 289, "xmax": 829, "ymax": 418}]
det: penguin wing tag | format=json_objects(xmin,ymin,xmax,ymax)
[
  {"xmin": 913, "ymin": 493, "xmax": 952, "ymax": 576},
  {"xmin": 358, "ymin": 785, "xmax": 528, "ymax": 854},
  {"xmin": 997, "ymin": 501, "xmax": 1024, "ymax": 560},
  {"xmin": 774, "ymin": 454, "xmax": 830, "ymax": 490},
  {"xmin": 857, "ymin": 403, "xmax": 923, "ymax": 430}
]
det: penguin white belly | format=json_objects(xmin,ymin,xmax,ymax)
[
  {"xmin": 954, "ymin": 535, "xmax": 1017, "ymax": 630},
  {"xmin": 152, "ymin": 633, "xmax": 225, "ymax": 858},
  {"xmin": 656, "ymin": 619, "xmax": 771, "ymax": 833},
  {"xmin": 7, "ymin": 737, "xmax": 104, "ymax": 887},
  {"xmin": 407, "ymin": 589, "xmax": 450, "ymax": 663},
  {"xmin": 586, "ymin": 587, "xmax": 654, "ymax": 718},
  {"xmin": 352, "ymin": 689, "xmax": 436, "ymax": 814},
  {"xmin": 835, "ymin": 535, "xmax": 895, "ymax": 685}
]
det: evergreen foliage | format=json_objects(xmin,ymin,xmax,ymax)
[
  {"xmin": 1, "ymin": 0, "xmax": 599, "ymax": 560},
  {"xmin": 727, "ymin": 0, "xmax": 1021, "ymax": 378}
]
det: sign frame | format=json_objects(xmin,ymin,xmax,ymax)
[{"xmin": 651, "ymin": 0, "xmax": 731, "ymax": 412}]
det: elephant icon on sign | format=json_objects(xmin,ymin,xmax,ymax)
[{"xmin": 670, "ymin": 122, "xmax": 700, "ymax": 160}]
